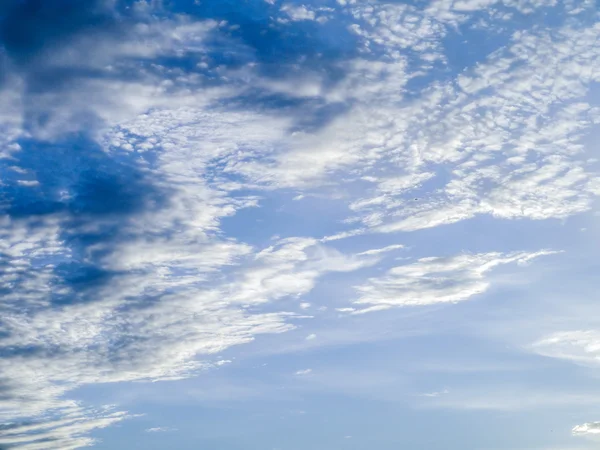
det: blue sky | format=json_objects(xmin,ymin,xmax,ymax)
[{"xmin": 1, "ymin": 0, "xmax": 600, "ymax": 448}]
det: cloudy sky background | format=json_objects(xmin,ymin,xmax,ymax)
[{"xmin": 1, "ymin": 0, "xmax": 600, "ymax": 448}]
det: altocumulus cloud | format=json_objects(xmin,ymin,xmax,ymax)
[{"xmin": 0, "ymin": 0, "xmax": 599, "ymax": 447}]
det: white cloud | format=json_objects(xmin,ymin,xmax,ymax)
[
  {"xmin": 16, "ymin": 180, "xmax": 40, "ymax": 187},
  {"xmin": 351, "ymin": 251, "xmax": 556, "ymax": 313},
  {"xmin": 425, "ymin": 0, "xmax": 564, "ymax": 26},
  {"xmin": 340, "ymin": 20, "xmax": 600, "ymax": 234},
  {"xmin": 4, "ymin": 17, "xmax": 227, "ymax": 143},
  {"xmin": 321, "ymin": 228, "xmax": 367, "ymax": 242},
  {"xmin": 146, "ymin": 427, "xmax": 176, "ymax": 433},
  {"xmin": 2, "ymin": 0, "xmax": 599, "ymax": 446},
  {"xmin": 531, "ymin": 331, "xmax": 600, "ymax": 366},
  {"xmin": 1, "ymin": 14, "xmax": 406, "ymax": 432},
  {"xmin": 422, "ymin": 388, "xmax": 600, "ymax": 411},
  {"xmin": 0, "ymin": 406, "xmax": 129, "ymax": 450},
  {"xmin": 420, "ymin": 389, "xmax": 449, "ymax": 398},
  {"xmin": 281, "ymin": 4, "xmax": 316, "ymax": 21},
  {"xmin": 356, "ymin": 244, "xmax": 405, "ymax": 257},
  {"xmin": 306, "ymin": 334, "xmax": 317, "ymax": 341},
  {"xmin": 573, "ymin": 422, "xmax": 600, "ymax": 436},
  {"xmin": 0, "ymin": 213, "xmax": 381, "ymax": 438},
  {"xmin": 295, "ymin": 369, "xmax": 313, "ymax": 375}
]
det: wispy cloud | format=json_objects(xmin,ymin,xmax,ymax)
[
  {"xmin": 572, "ymin": 422, "xmax": 600, "ymax": 436},
  {"xmin": 145, "ymin": 427, "xmax": 177, "ymax": 433},
  {"xmin": 0, "ymin": 406, "xmax": 130, "ymax": 450},
  {"xmin": 350, "ymin": 251, "xmax": 557, "ymax": 313},
  {"xmin": 531, "ymin": 331, "xmax": 600, "ymax": 367}
]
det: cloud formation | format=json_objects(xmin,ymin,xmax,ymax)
[
  {"xmin": 572, "ymin": 422, "xmax": 600, "ymax": 436},
  {"xmin": 0, "ymin": 0, "xmax": 598, "ymax": 447},
  {"xmin": 0, "ymin": 406, "xmax": 129, "ymax": 450},
  {"xmin": 532, "ymin": 331, "xmax": 600, "ymax": 366},
  {"xmin": 349, "ymin": 251, "xmax": 556, "ymax": 313}
]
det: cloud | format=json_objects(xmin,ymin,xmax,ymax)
[
  {"xmin": 347, "ymin": 3, "xmax": 446, "ymax": 59},
  {"xmin": 531, "ymin": 331, "xmax": 600, "ymax": 366},
  {"xmin": 145, "ymin": 427, "xmax": 176, "ymax": 433},
  {"xmin": 295, "ymin": 369, "xmax": 313, "ymax": 375},
  {"xmin": 572, "ymin": 422, "xmax": 600, "ymax": 436},
  {"xmin": 0, "ymin": 0, "xmax": 119, "ymax": 66},
  {"xmin": 420, "ymin": 389, "xmax": 449, "ymax": 398},
  {"xmin": 356, "ymin": 244, "xmax": 405, "ymax": 257},
  {"xmin": 189, "ymin": 0, "xmax": 600, "ymax": 229},
  {"xmin": 341, "ymin": 19, "xmax": 600, "ymax": 233},
  {"xmin": 424, "ymin": 389, "xmax": 600, "ymax": 411},
  {"xmin": 351, "ymin": 250, "xmax": 556, "ymax": 313},
  {"xmin": 0, "ymin": 406, "xmax": 130, "ymax": 450},
  {"xmin": 0, "ymin": 3, "xmax": 228, "ymax": 141},
  {"xmin": 0, "ymin": 130, "xmax": 382, "ymax": 442},
  {"xmin": 321, "ymin": 228, "xmax": 367, "ymax": 242},
  {"xmin": 280, "ymin": 4, "xmax": 317, "ymax": 21},
  {"xmin": 0, "ymin": 6, "xmax": 403, "ymax": 440},
  {"xmin": 1, "ymin": 0, "xmax": 598, "ymax": 447}
]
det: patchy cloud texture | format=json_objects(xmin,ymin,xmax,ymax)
[{"xmin": 0, "ymin": 0, "xmax": 599, "ymax": 449}]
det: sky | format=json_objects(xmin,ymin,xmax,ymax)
[{"xmin": 1, "ymin": 0, "xmax": 600, "ymax": 449}]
